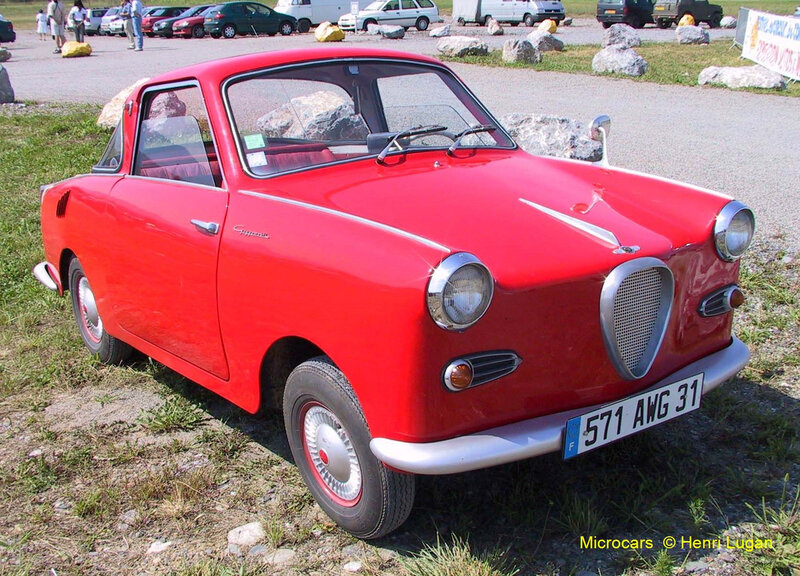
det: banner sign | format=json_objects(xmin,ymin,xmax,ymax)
[{"xmin": 741, "ymin": 10, "xmax": 800, "ymax": 81}]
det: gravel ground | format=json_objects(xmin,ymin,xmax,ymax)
[{"xmin": 4, "ymin": 21, "xmax": 797, "ymax": 253}]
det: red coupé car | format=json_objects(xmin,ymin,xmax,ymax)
[
  {"xmin": 35, "ymin": 47, "xmax": 754, "ymax": 539},
  {"xmin": 141, "ymin": 5, "xmax": 188, "ymax": 36}
]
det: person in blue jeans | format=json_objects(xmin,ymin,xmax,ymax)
[{"xmin": 131, "ymin": 0, "xmax": 144, "ymax": 51}]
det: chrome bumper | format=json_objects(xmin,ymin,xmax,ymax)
[
  {"xmin": 33, "ymin": 261, "xmax": 59, "ymax": 292},
  {"xmin": 370, "ymin": 337, "xmax": 749, "ymax": 475}
]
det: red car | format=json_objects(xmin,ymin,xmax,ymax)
[
  {"xmin": 141, "ymin": 5, "xmax": 188, "ymax": 36},
  {"xmin": 171, "ymin": 4, "xmax": 218, "ymax": 37},
  {"xmin": 35, "ymin": 47, "xmax": 754, "ymax": 539}
]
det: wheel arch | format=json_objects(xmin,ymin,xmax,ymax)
[
  {"xmin": 59, "ymin": 248, "xmax": 76, "ymax": 292},
  {"xmin": 258, "ymin": 335, "xmax": 326, "ymax": 412}
]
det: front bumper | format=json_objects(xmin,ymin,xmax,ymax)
[
  {"xmin": 33, "ymin": 261, "xmax": 60, "ymax": 292},
  {"xmin": 370, "ymin": 337, "xmax": 749, "ymax": 474}
]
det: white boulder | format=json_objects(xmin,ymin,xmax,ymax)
[
  {"xmin": 502, "ymin": 39, "xmax": 542, "ymax": 63},
  {"xmin": 592, "ymin": 45, "xmax": 648, "ymax": 76},
  {"xmin": 525, "ymin": 30, "xmax": 564, "ymax": 52},
  {"xmin": 429, "ymin": 24, "xmax": 450, "ymax": 37},
  {"xmin": 676, "ymin": 25, "xmax": 709, "ymax": 44},
  {"xmin": 602, "ymin": 23, "xmax": 641, "ymax": 48},
  {"xmin": 437, "ymin": 36, "xmax": 489, "ymax": 57},
  {"xmin": 698, "ymin": 65, "xmax": 786, "ymax": 90},
  {"xmin": 500, "ymin": 113, "xmax": 602, "ymax": 162}
]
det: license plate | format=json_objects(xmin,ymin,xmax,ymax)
[
  {"xmin": 655, "ymin": 5, "xmax": 665, "ymax": 10},
  {"xmin": 563, "ymin": 373, "xmax": 704, "ymax": 459},
  {"xmin": 604, "ymin": 9, "xmax": 616, "ymax": 13}
]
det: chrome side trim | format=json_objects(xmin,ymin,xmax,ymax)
[
  {"xmin": 370, "ymin": 337, "xmax": 749, "ymax": 475},
  {"xmin": 519, "ymin": 198, "xmax": 620, "ymax": 248},
  {"xmin": 33, "ymin": 262, "xmax": 58, "ymax": 291},
  {"xmin": 238, "ymin": 190, "xmax": 450, "ymax": 253}
]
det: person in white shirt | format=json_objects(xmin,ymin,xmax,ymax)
[
  {"xmin": 68, "ymin": 0, "xmax": 87, "ymax": 42},
  {"xmin": 130, "ymin": 0, "xmax": 144, "ymax": 51},
  {"xmin": 46, "ymin": 0, "xmax": 66, "ymax": 53},
  {"xmin": 36, "ymin": 9, "xmax": 49, "ymax": 40}
]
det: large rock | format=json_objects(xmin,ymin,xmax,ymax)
[
  {"xmin": 720, "ymin": 15, "xmax": 736, "ymax": 28},
  {"xmin": 61, "ymin": 41, "xmax": 92, "ymax": 58},
  {"xmin": 227, "ymin": 522, "xmax": 265, "ymax": 548},
  {"xmin": 502, "ymin": 39, "xmax": 542, "ymax": 63},
  {"xmin": 256, "ymin": 90, "xmax": 369, "ymax": 140},
  {"xmin": 592, "ymin": 45, "xmax": 648, "ymax": 76},
  {"xmin": 500, "ymin": 113, "xmax": 602, "ymax": 162},
  {"xmin": 487, "ymin": 18, "xmax": 503, "ymax": 35},
  {"xmin": 525, "ymin": 30, "xmax": 564, "ymax": 52},
  {"xmin": 0, "ymin": 65, "xmax": 13, "ymax": 104},
  {"xmin": 602, "ymin": 23, "xmax": 641, "ymax": 48},
  {"xmin": 561, "ymin": 17, "xmax": 573, "ymax": 26},
  {"xmin": 429, "ymin": 24, "xmax": 450, "ymax": 37},
  {"xmin": 379, "ymin": 24, "xmax": 405, "ymax": 39},
  {"xmin": 538, "ymin": 18, "xmax": 557, "ymax": 33},
  {"xmin": 97, "ymin": 77, "xmax": 149, "ymax": 128},
  {"xmin": 698, "ymin": 65, "xmax": 786, "ymax": 90},
  {"xmin": 0, "ymin": 48, "xmax": 10, "ymax": 63},
  {"xmin": 314, "ymin": 21, "xmax": 345, "ymax": 42},
  {"xmin": 676, "ymin": 25, "xmax": 709, "ymax": 44},
  {"xmin": 365, "ymin": 22, "xmax": 381, "ymax": 35},
  {"xmin": 149, "ymin": 90, "xmax": 187, "ymax": 119},
  {"xmin": 436, "ymin": 36, "xmax": 489, "ymax": 57}
]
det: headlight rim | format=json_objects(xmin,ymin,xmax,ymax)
[
  {"xmin": 714, "ymin": 200, "xmax": 755, "ymax": 262},
  {"xmin": 427, "ymin": 252, "xmax": 494, "ymax": 331}
]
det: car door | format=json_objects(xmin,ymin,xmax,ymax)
[
  {"xmin": 248, "ymin": 3, "xmax": 276, "ymax": 33},
  {"xmin": 399, "ymin": 0, "xmax": 418, "ymax": 25},
  {"xmin": 380, "ymin": 0, "xmax": 402, "ymax": 24},
  {"xmin": 105, "ymin": 82, "xmax": 230, "ymax": 380}
]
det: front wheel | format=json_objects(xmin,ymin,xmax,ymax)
[
  {"xmin": 656, "ymin": 18, "xmax": 670, "ymax": 28},
  {"xmin": 283, "ymin": 358, "xmax": 415, "ymax": 539},
  {"xmin": 192, "ymin": 24, "xmax": 204, "ymax": 38},
  {"xmin": 602, "ymin": 21, "xmax": 612, "ymax": 28},
  {"xmin": 68, "ymin": 259, "xmax": 132, "ymax": 365},
  {"xmin": 362, "ymin": 18, "xmax": 377, "ymax": 31},
  {"xmin": 279, "ymin": 20, "xmax": 294, "ymax": 35},
  {"xmin": 222, "ymin": 23, "xmax": 236, "ymax": 38},
  {"xmin": 298, "ymin": 18, "xmax": 311, "ymax": 32},
  {"xmin": 523, "ymin": 13, "xmax": 534, "ymax": 27},
  {"xmin": 415, "ymin": 16, "xmax": 429, "ymax": 30},
  {"xmin": 709, "ymin": 12, "xmax": 722, "ymax": 27}
]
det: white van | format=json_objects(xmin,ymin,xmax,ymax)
[
  {"xmin": 275, "ymin": 0, "xmax": 373, "ymax": 31},
  {"xmin": 452, "ymin": 0, "xmax": 565, "ymax": 26}
]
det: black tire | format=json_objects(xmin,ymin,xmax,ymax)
[
  {"xmin": 222, "ymin": 23, "xmax": 236, "ymax": 38},
  {"xmin": 192, "ymin": 24, "xmax": 204, "ymax": 38},
  {"xmin": 523, "ymin": 13, "xmax": 534, "ymax": 27},
  {"xmin": 279, "ymin": 20, "xmax": 294, "ymax": 35},
  {"xmin": 629, "ymin": 15, "xmax": 643, "ymax": 28},
  {"xmin": 415, "ymin": 16, "xmax": 429, "ymax": 31},
  {"xmin": 709, "ymin": 12, "xmax": 721, "ymax": 27},
  {"xmin": 656, "ymin": 18, "xmax": 670, "ymax": 28},
  {"xmin": 283, "ymin": 357, "xmax": 415, "ymax": 539},
  {"xmin": 456, "ymin": 16, "xmax": 465, "ymax": 25},
  {"xmin": 602, "ymin": 21, "xmax": 612, "ymax": 28},
  {"xmin": 481, "ymin": 14, "xmax": 491, "ymax": 25},
  {"xmin": 362, "ymin": 18, "xmax": 377, "ymax": 31},
  {"xmin": 298, "ymin": 18, "xmax": 311, "ymax": 32},
  {"xmin": 68, "ymin": 259, "xmax": 132, "ymax": 365},
  {"xmin": 211, "ymin": 31, "xmax": 221, "ymax": 38},
  {"xmin": 146, "ymin": 32, "xmax": 154, "ymax": 37}
]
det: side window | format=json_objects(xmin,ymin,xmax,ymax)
[
  {"xmin": 401, "ymin": 0, "xmax": 416, "ymax": 8},
  {"xmin": 384, "ymin": 1, "xmax": 399, "ymax": 10},
  {"xmin": 417, "ymin": 0, "xmax": 433, "ymax": 7},
  {"xmin": 94, "ymin": 120, "xmax": 123, "ymax": 172},
  {"xmin": 133, "ymin": 85, "xmax": 222, "ymax": 188}
]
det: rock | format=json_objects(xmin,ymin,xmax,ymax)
[
  {"xmin": 562, "ymin": 17, "xmax": 573, "ymax": 26},
  {"xmin": 61, "ymin": 41, "xmax": 92, "ymax": 58},
  {"xmin": 366, "ymin": 23, "xmax": 381, "ymax": 34},
  {"xmin": 0, "ymin": 47, "xmax": 10, "ymax": 63},
  {"xmin": 149, "ymin": 90, "xmax": 187, "ymax": 119},
  {"xmin": 256, "ymin": 90, "xmax": 369, "ymax": 140},
  {"xmin": 436, "ymin": 36, "xmax": 489, "ymax": 57},
  {"xmin": 314, "ymin": 21, "xmax": 345, "ymax": 42},
  {"xmin": 500, "ymin": 113, "xmax": 603, "ymax": 161},
  {"xmin": 538, "ymin": 18, "xmax": 557, "ymax": 33},
  {"xmin": 592, "ymin": 45, "xmax": 648, "ymax": 76},
  {"xmin": 487, "ymin": 18, "xmax": 503, "ymax": 35},
  {"xmin": 720, "ymin": 15, "xmax": 736, "ymax": 28},
  {"xmin": 227, "ymin": 543, "xmax": 242, "ymax": 556},
  {"xmin": 676, "ymin": 25, "xmax": 709, "ymax": 44},
  {"xmin": 698, "ymin": 65, "xmax": 786, "ymax": 90},
  {"xmin": 525, "ymin": 30, "xmax": 564, "ymax": 52},
  {"xmin": 28, "ymin": 448, "xmax": 43, "ymax": 457},
  {"xmin": 429, "ymin": 24, "xmax": 450, "ymax": 37},
  {"xmin": 147, "ymin": 540, "xmax": 172, "ymax": 554},
  {"xmin": 97, "ymin": 77, "xmax": 149, "ymax": 128},
  {"xmin": 0, "ymin": 65, "xmax": 14, "ymax": 104},
  {"xmin": 502, "ymin": 39, "xmax": 542, "ymax": 63},
  {"xmin": 602, "ymin": 23, "xmax": 641, "ymax": 48},
  {"xmin": 53, "ymin": 499, "xmax": 72, "ymax": 511},
  {"xmin": 116, "ymin": 508, "xmax": 141, "ymax": 530},
  {"xmin": 227, "ymin": 521, "xmax": 265, "ymax": 548},
  {"xmin": 264, "ymin": 548, "xmax": 296, "ymax": 566},
  {"xmin": 344, "ymin": 560, "xmax": 362, "ymax": 572},
  {"xmin": 342, "ymin": 543, "xmax": 362, "ymax": 557},
  {"xmin": 678, "ymin": 13, "xmax": 695, "ymax": 26},
  {"xmin": 379, "ymin": 24, "xmax": 405, "ymax": 39},
  {"xmin": 247, "ymin": 544, "xmax": 268, "ymax": 557},
  {"xmin": 684, "ymin": 560, "xmax": 709, "ymax": 573}
]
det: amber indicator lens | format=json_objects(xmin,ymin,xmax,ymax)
[
  {"xmin": 445, "ymin": 361, "xmax": 474, "ymax": 390},
  {"xmin": 729, "ymin": 288, "xmax": 745, "ymax": 308}
]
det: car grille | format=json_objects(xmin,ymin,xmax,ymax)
[
  {"xmin": 600, "ymin": 258, "xmax": 674, "ymax": 380},
  {"xmin": 469, "ymin": 351, "xmax": 523, "ymax": 386}
]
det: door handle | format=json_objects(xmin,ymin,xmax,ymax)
[{"xmin": 190, "ymin": 219, "xmax": 219, "ymax": 235}]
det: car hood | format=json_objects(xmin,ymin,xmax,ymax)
[{"xmin": 255, "ymin": 149, "xmax": 728, "ymax": 288}]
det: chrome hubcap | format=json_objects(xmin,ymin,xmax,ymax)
[
  {"xmin": 304, "ymin": 405, "xmax": 361, "ymax": 502},
  {"xmin": 78, "ymin": 276, "xmax": 103, "ymax": 341}
]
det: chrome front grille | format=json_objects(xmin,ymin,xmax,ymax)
[
  {"xmin": 469, "ymin": 351, "xmax": 523, "ymax": 386},
  {"xmin": 600, "ymin": 258, "xmax": 674, "ymax": 380}
]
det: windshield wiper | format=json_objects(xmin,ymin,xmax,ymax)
[
  {"xmin": 447, "ymin": 124, "xmax": 497, "ymax": 156},
  {"xmin": 376, "ymin": 125, "xmax": 448, "ymax": 164}
]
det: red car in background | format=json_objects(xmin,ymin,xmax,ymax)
[
  {"xmin": 142, "ymin": 5, "xmax": 188, "ymax": 36},
  {"xmin": 172, "ymin": 4, "xmax": 219, "ymax": 37},
  {"xmin": 35, "ymin": 47, "xmax": 754, "ymax": 539}
]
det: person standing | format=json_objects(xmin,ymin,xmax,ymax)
[
  {"xmin": 36, "ymin": 9, "xmax": 49, "ymax": 40},
  {"xmin": 68, "ymin": 0, "xmax": 87, "ymax": 42},
  {"xmin": 130, "ymin": 0, "xmax": 144, "ymax": 51},
  {"xmin": 120, "ymin": 0, "xmax": 134, "ymax": 49},
  {"xmin": 47, "ymin": 0, "xmax": 66, "ymax": 53}
]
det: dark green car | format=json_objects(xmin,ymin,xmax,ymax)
[
  {"xmin": 204, "ymin": 1, "xmax": 297, "ymax": 37},
  {"xmin": 652, "ymin": 0, "xmax": 722, "ymax": 27}
]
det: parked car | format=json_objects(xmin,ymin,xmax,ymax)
[
  {"xmin": 108, "ymin": 13, "xmax": 126, "ymax": 35},
  {"xmin": 172, "ymin": 5, "xmax": 219, "ymax": 36},
  {"xmin": 98, "ymin": 7, "xmax": 121, "ymax": 35},
  {"xmin": 204, "ymin": 2, "xmax": 296, "ymax": 37},
  {"xmin": 794, "ymin": 5, "xmax": 799, "ymax": 16},
  {"xmin": 142, "ymin": 5, "xmax": 189, "ymax": 36},
  {"xmin": 275, "ymin": 0, "xmax": 372, "ymax": 32},
  {"xmin": 35, "ymin": 46, "xmax": 754, "ymax": 539},
  {"xmin": 452, "ymin": 0, "xmax": 565, "ymax": 26},
  {"xmin": 337, "ymin": 0, "xmax": 442, "ymax": 31},
  {"xmin": 0, "ymin": 14, "xmax": 15, "ymax": 42},
  {"xmin": 153, "ymin": 4, "xmax": 212, "ymax": 37},
  {"xmin": 79, "ymin": 7, "xmax": 109, "ymax": 35},
  {"xmin": 597, "ymin": 0, "xmax": 654, "ymax": 28},
  {"xmin": 652, "ymin": 0, "xmax": 722, "ymax": 27}
]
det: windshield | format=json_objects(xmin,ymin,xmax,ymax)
[
  {"xmin": 226, "ymin": 60, "xmax": 512, "ymax": 177},
  {"xmin": 364, "ymin": 1, "xmax": 384, "ymax": 9}
]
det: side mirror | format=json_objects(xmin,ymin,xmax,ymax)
[{"xmin": 590, "ymin": 115, "xmax": 611, "ymax": 167}]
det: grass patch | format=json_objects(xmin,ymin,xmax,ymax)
[
  {"xmin": 139, "ymin": 396, "xmax": 206, "ymax": 433},
  {"xmin": 402, "ymin": 536, "xmax": 519, "ymax": 576},
  {"xmin": 443, "ymin": 40, "xmax": 800, "ymax": 96}
]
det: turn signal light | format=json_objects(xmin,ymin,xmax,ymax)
[
  {"xmin": 444, "ymin": 360, "xmax": 473, "ymax": 391},
  {"xmin": 729, "ymin": 287, "xmax": 745, "ymax": 309}
]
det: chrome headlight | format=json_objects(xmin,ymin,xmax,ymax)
[
  {"xmin": 427, "ymin": 253, "xmax": 493, "ymax": 330},
  {"xmin": 714, "ymin": 201, "xmax": 755, "ymax": 262}
]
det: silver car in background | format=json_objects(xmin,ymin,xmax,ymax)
[{"xmin": 338, "ymin": 0, "xmax": 441, "ymax": 31}]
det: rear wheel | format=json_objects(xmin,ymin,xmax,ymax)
[
  {"xmin": 481, "ymin": 14, "xmax": 491, "ymax": 25},
  {"xmin": 279, "ymin": 20, "xmax": 294, "ymax": 35},
  {"xmin": 629, "ymin": 15, "xmax": 643, "ymax": 28},
  {"xmin": 523, "ymin": 13, "xmax": 534, "ymax": 26},
  {"xmin": 415, "ymin": 16, "xmax": 429, "ymax": 30},
  {"xmin": 656, "ymin": 18, "xmax": 670, "ymax": 28},
  {"xmin": 298, "ymin": 18, "xmax": 311, "ymax": 32},
  {"xmin": 192, "ymin": 24, "xmax": 204, "ymax": 37},
  {"xmin": 709, "ymin": 12, "xmax": 721, "ymax": 27},
  {"xmin": 283, "ymin": 358, "xmax": 415, "ymax": 539},
  {"xmin": 222, "ymin": 23, "xmax": 236, "ymax": 38}
]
